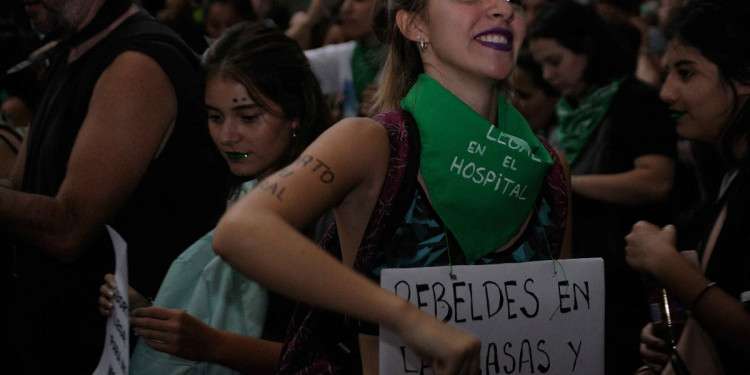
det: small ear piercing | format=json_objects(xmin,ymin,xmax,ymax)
[{"xmin": 417, "ymin": 35, "xmax": 427, "ymax": 53}]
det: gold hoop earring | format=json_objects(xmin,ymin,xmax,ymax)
[{"xmin": 417, "ymin": 35, "xmax": 427, "ymax": 53}]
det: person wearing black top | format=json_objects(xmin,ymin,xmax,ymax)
[{"xmin": 3, "ymin": 1, "xmax": 226, "ymax": 373}]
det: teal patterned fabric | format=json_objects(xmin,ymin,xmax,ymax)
[{"xmin": 372, "ymin": 183, "xmax": 559, "ymax": 277}]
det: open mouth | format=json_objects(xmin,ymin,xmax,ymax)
[{"xmin": 474, "ymin": 28, "xmax": 513, "ymax": 52}]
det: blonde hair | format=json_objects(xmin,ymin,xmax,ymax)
[{"xmin": 369, "ymin": 0, "xmax": 429, "ymax": 114}]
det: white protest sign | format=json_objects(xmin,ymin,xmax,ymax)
[
  {"xmin": 379, "ymin": 258, "xmax": 604, "ymax": 374},
  {"xmin": 93, "ymin": 226, "xmax": 129, "ymax": 375}
]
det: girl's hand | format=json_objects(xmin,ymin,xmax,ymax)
[
  {"xmin": 98, "ymin": 274, "xmax": 117, "ymax": 317},
  {"xmin": 97, "ymin": 273, "xmax": 150, "ymax": 317},
  {"xmin": 625, "ymin": 221, "xmax": 678, "ymax": 275},
  {"xmin": 639, "ymin": 323, "xmax": 669, "ymax": 373},
  {"xmin": 131, "ymin": 307, "xmax": 217, "ymax": 361}
]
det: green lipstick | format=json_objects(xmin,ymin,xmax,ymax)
[
  {"xmin": 227, "ymin": 152, "xmax": 248, "ymax": 160},
  {"xmin": 670, "ymin": 111, "xmax": 686, "ymax": 120}
]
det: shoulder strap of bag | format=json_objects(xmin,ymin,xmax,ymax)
[{"xmin": 348, "ymin": 109, "xmax": 421, "ymax": 276}]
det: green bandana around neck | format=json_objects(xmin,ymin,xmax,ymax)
[
  {"xmin": 350, "ymin": 42, "xmax": 383, "ymax": 102},
  {"xmin": 401, "ymin": 74, "xmax": 553, "ymax": 263},
  {"xmin": 556, "ymin": 76, "xmax": 627, "ymax": 164}
]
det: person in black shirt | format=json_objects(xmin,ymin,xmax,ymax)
[{"xmin": 3, "ymin": 1, "xmax": 226, "ymax": 373}]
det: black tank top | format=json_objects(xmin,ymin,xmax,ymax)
[{"xmin": 13, "ymin": 10, "xmax": 226, "ymax": 373}]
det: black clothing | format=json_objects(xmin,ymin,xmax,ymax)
[
  {"xmin": 570, "ymin": 77, "xmax": 678, "ymax": 375},
  {"xmin": 701, "ymin": 167, "xmax": 750, "ymax": 372},
  {"xmin": 9, "ymin": 9, "xmax": 225, "ymax": 374}
]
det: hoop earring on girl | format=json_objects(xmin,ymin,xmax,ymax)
[{"xmin": 417, "ymin": 36, "xmax": 427, "ymax": 53}]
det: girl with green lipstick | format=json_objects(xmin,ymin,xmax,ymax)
[
  {"xmin": 98, "ymin": 22, "xmax": 332, "ymax": 374},
  {"xmin": 213, "ymin": 0, "xmax": 572, "ymax": 373},
  {"xmin": 626, "ymin": 1, "xmax": 750, "ymax": 373}
]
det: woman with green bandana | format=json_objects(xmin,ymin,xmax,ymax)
[
  {"xmin": 528, "ymin": 2, "xmax": 677, "ymax": 374},
  {"xmin": 304, "ymin": 0, "xmax": 384, "ymax": 119},
  {"xmin": 214, "ymin": 0, "xmax": 572, "ymax": 374},
  {"xmin": 511, "ymin": 48, "xmax": 560, "ymax": 144}
]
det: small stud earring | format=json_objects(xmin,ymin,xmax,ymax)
[
  {"xmin": 417, "ymin": 35, "xmax": 427, "ymax": 53},
  {"xmin": 292, "ymin": 128, "xmax": 299, "ymax": 138}
]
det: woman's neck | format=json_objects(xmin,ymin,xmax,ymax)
[
  {"xmin": 68, "ymin": 4, "xmax": 138, "ymax": 62},
  {"xmin": 358, "ymin": 34, "xmax": 379, "ymax": 48},
  {"xmin": 712, "ymin": 131, "xmax": 748, "ymax": 161},
  {"xmin": 567, "ymin": 82, "xmax": 597, "ymax": 107},
  {"xmin": 424, "ymin": 70, "xmax": 498, "ymax": 123}
]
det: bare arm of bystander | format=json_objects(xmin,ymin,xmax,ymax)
[{"xmin": 0, "ymin": 51, "xmax": 177, "ymax": 263}]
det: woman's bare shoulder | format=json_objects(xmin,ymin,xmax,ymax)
[
  {"xmin": 314, "ymin": 116, "xmax": 390, "ymax": 164},
  {"xmin": 325, "ymin": 116, "xmax": 389, "ymax": 141}
]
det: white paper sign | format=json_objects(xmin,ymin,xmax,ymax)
[
  {"xmin": 379, "ymin": 258, "xmax": 604, "ymax": 374},
  {"xmin": 93, "ymin": 226, "xmax": 129, "ymax": 375}
]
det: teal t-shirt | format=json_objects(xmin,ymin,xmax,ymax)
[{"xmin": 130, "ymin": 182, "xmax": 268, "ymax": 375}]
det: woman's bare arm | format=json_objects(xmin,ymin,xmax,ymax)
[
  {"xmin": 213, "ymin": 117, "xmax": 482, "ymax": 374},
  {"xmin": 572, "ymin": 154, "xmax": 674, "ymax": 205}
]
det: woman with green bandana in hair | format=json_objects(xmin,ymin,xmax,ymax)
[
  {"xmin": 213, "ymin": 0, "xmax": 573, "ymax": 374},
  {"xmin": 528, "ymin": 2, "xmax": 678, "ymax": 374},
  {"xmin": 304, "ymin": 0, "xmax": 384, "ymax": 119}
]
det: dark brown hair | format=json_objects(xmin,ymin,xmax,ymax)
[
  {"xmin": 668, "ymin": 0, "xmax": 750, "ymax": 167},
  {"xmin": 203, "ymin": 21, "xmax": 333, "ymax": 169}
]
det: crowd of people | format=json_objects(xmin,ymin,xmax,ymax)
[{"xmin": 1, "ymin": 0, "xmax": 748, "ymax": 374}]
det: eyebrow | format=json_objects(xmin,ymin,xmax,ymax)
[
  {"xmin": 673, "ymin": 60, "xmax": 696, "ymax": 68},
  {"xmin": 662, "ymin": 58, "xmax": 695, "ymax": 71},
  {"xmin": 204, "ymin": 103, "xmax": 259, "ymax": 111}
]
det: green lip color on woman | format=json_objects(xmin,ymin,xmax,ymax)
[
  {"xmin": 670, "ymin": 111, "xmax": 686, "ymax": 120},
  {"xmin": 227, "ymin": 152, "xmax": 248, "ymax": 160}
]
